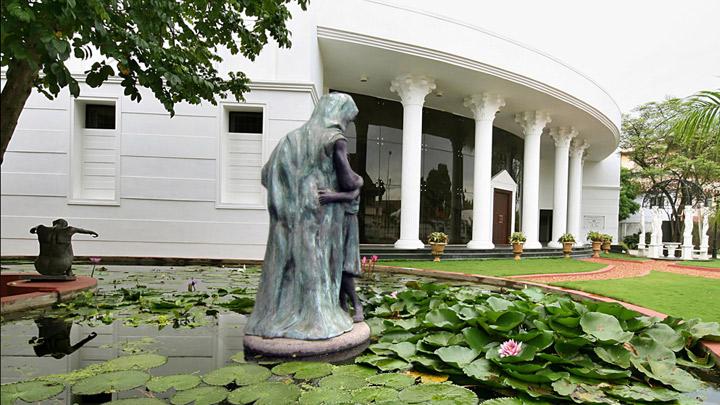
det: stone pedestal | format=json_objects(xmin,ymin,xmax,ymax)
[
  {"xmin": 638, "ymin": 245, "xmax": 646, "ymax": 257},
  {"xmin": 648, "ymin": 244, "xmax": 661, "ymax": 259},
  {"xmin": 681, "ymin": 245, "xmax": 693, "ymax": 260},
  {"xmin": 699, "ymin": 246, "xmax": 709, "ymax": 261},
  {"xmin": 243, "ymin": 322, "xmax": 370, "ymax": 361}
]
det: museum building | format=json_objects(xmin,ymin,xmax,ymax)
[{"xmin": 0, "ymin": 0, "xmax": 621, "ymax": 260}]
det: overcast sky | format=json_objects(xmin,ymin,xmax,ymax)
[{"xmin": 395, "ymin": 0, "xmax": 720, "ymax": 113}]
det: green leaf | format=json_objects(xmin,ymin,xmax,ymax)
[
  {"xmin": 366, "ymin": 373, "xmax": 416, "ymax": 389},
  {"xmin": 387, "ymin": 341, "xmax": 417, "ymax": 361},
  {"xmin": 203, "ymin": 364, "xmax": 271, "ymax": 386},
  {"xmin": 318, "ymin": 373, "xmax": 368, "ymax": 390},
  {"xmin": 270, "ymin": 361, "xmax": 333, "ymax": 380},
  {"xmin": 461, "ymin": 358, "xmax": 497, "ymax": 382},
  {"xmin": 72, "ymin": 370, "xmax": 150, "ymax": 395},
  {"xmin": 355, "ymin": 354, "xmax": 411, "ymax": 371},
  {"xmin": 227, "ymin": 382, "xmax": 301, "ymax": 405},
  {"xmin": 299, "ymin": 387, "xmax": 352, "ymax": 404},
  {"xmin": 351, "ymin": 386, "xmax": 399, "ymax": 403},
  {"xmin": 462, "ymin": 327, "xmax": 491, "ymax": 352},
  {"xmin": 646, "ymin": 360, "xmax": 702, "ymax": 392},
  {"xmin": 103, "ymin": 354, "xmax": 168, "ymax": 371},
  {"xmin": 170, "ymin": 386, "xmax": 228, "ymax": 405},
  {"xmin": 485, "ymin": 344, "xmax": 537, "ymax": 363},
  {"xmin": 398, "ymin": 383, "xmax": 478, "ymax": 404},
  {"xmin": 0, "ymin": 381, "xmax": 64, "ymax": 404},
  {"xmin": 424, "ymin": 308, "xmax": 462, "ymax": 329},
  {"xmin": 642, "ymin": 323, "xmax": 685, "ymax": 351},
  {"xmin": 423, "ymin": 331, "xmax": 457, "ymax": 347},
  {"xmin": 593, "ymin": 345, "xmax": 631, "ymax": 368},
  {"xmin": 579, "ymin": 312, "xmax": 634, "ymax": 343},
  {"xmin": 606, "ymin": 383, "xmax": 680, "ymax": 402},
  {"xmin": 485, "ymin": 311, "xmax": 525, "ymax": 332},
  {"xmin": 331, "ymin": 364, "xmax": 377, "ymax": 379},
  {"xmin": 435, "ymin": 345, "xmax": 479, "ymax": 367},
  {"xmin": 566, "ymin": 366, "xmax": 631, "ymax": 380},
  {"xmin": 103, "ymin": 399, "xmax": 167, "ymax": 405},
  {"xmin": 146, "ymin": 374, "xmax": 201, "ymax": 392},
  {"xmin": 505, "ymin": 369, "xmax": 568, "ymax": 384}
]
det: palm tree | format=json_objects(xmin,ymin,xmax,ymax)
[{"xmin": 673, "ymin": 90, "xmax": 720, "ymax": 142}]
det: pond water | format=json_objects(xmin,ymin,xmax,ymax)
[{"xmin": 1, "ymin": 263, "xmax": 719, "ymax": 404}]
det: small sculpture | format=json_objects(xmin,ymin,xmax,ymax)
[
  {"xmin": 29, "ymin": 317, "xmax": 97, "ymax": 359},
  {"xmin": 652, "ymin": 207, "xmax": 663, "ymax": 245},
  {"xmin": 639, "ymin": 207, "xmax": 646, "ymax": 250},
  {"xmin": 700, "ymin": 206, "xmax": 710, "ymax": 250},
  {"xmin": 683, "ymin": 205, "xmax": 694, "ymax": 246},
  {"xmin": 30, "ymin": 218, "xmax": 98, "ymax": 277}
]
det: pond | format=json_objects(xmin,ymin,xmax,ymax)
[{"xmin": 1, "ymin": 263, "xmax": 719, "ymax": 404}]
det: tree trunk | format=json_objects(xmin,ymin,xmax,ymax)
[{"xmin": 1, "ymin": 59, "xmax": 38, "ymax": 164}]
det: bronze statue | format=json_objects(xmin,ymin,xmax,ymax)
[
  {"xmin": 29, "ymin": 317, "xmax": 97, "ymax": 359},
  {"xmin": 30, "ymin": 218, "xmax": 98, "ymax": 277}
]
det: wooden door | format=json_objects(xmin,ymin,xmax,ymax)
[{"xmin": 493, "ymin": 189, "xmax": 512, "ymax": 245}]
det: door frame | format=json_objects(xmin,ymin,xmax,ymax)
[
  {"xmin": 492, "ymin": 189, "xmax": 513, "ymax": 245},
  {"xmin": 491, "ymin": 170, "xmax": 517, "ymax": 239}
]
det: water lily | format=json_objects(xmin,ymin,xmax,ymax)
[
  {"xmin": 362, "ymin": 256, "xmax": 368, "ymax": 265},
  {"xmin": 499, "ymin": 339, "xmax": 522, "ymax": 358},
  {"xmin": 389, "ymin": 291, "xmax": 398, "ymax": 299},
  {"xmin": 89, "ymin": 257, "xmax": 102, "ymax": 264},
  {"xmin": 371, "ymin": 255, "xmax": 378, "ymax": 262}
]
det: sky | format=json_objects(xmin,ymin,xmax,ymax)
[{"xmin": 391, "ymin": 0, "xmax": 720, "ymax": 113}]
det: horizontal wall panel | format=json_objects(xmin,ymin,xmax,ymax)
[
  {"xmin": 1, "ymin": 151, "xmax": 68, "ymax": 174},
  {"xmin": 0, "ymin": 173, "xmax": 67, "ymax": 196},
  {"xmin": 121, "ymin": 156, "xmax": 216, "ymax": 180},
  {"xmin": 122, "ymin": 133, "xmax": 217, "ymax": 159},
  {"xmin": 16, "ymin": 108, "xmax": 69, "ymax": 131},
  {"xmin": 122, "ymin": 113, "xmax": 218, "ymax": 137},
  {"xmin": 121, "ymin": 176, "xmax": 216, "ymax": 201},
  {"xmin": 7, "ymin": 129, "xmax": 68, "ymax": 153}
]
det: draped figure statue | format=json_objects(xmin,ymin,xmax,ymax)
[{"xmin": 244, "ymin": 93, "xmax": 360, "ymax": 341}]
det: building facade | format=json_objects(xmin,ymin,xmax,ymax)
[{"xmin": 0, "ymin": 0, "xmax": 621, "ymax": 260}]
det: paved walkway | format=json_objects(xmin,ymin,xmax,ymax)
[{"xmin": 518, "ymin": 258, "xmax": 720, "ymax": 283}]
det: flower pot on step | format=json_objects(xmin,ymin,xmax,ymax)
[
  {"xmin": 430, "ymin": 242, "xmax": 446, "ymax": 262},
  {"xmin": 591, "ymin": 241, "xmax": 602, "ymax": 258},
  {"xmin": 562, "ymin": 242, "xmax": 574, "ymax": 259},
  {"xmin": 512, "ymin": 242, "xmax": 524, "ymax": 261}
]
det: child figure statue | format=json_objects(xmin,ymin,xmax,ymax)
[{"xmin": 30, "ymin": 218, "xmax": 98, "ymax": 278}]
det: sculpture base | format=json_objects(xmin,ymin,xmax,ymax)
[
  {"xmin": 23, "ymin": 274, "xmax": 77, "ymax": 282},
  {"xmin": 243, "ymin": 322, "xmax": 370, "ymax": 362}
]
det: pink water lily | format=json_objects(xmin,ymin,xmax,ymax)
[
  {"xmin": 499, "ymin": 339, "xmax": 522, "ymax": 358},
  {"xmin": 89, "ymin": 257, "xmax": 102, "ymax": 264},
  {"xmin": 371, "ymin": 255, "xmax": 379, "ymax": 262},
  {"xmin": 187, "ymin": 278, "xmax": 199, "ymax": 292},
  {"xmin": 361, "ymin": 256, "xmax": 368, "ymax": 265},
  {"xmin": 389, "ymin": 291, "xmax": 398, "ymax": 299}
]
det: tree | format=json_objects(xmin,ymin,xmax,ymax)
[
  {"xmin": 621, "ymin": 92, "xmax": 720, "ymax": 242},
  {"xmin": 673, "ymin": 90, "xmax": 720, "ymax": 142},
  {"xmin": 618, "ymin": 167, "xmax": 640, "ymax": 221},
  {"xmin": 0, "ymin": 0, "xmax": 308, "ymax": 163}
]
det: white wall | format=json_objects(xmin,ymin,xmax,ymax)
[{"xmin": 581, "ymin": 151, "xmax": 621, "ymax": 241}]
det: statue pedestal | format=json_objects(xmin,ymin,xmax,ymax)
[
  {"xmin": 681, "ymin": 245, "xmax": 694, "ymax": 260},
  {"xmin": 699, "ymin": 246, "xmax": 709, "ymax": 261},
  {"xmin": 648, "ymin": 244, "xmax": 661, "ymax": 259},
  {"xmin": 243, "ymin": 322, "xmax": 370, "ymax": 361},
  {"xmin": 638, "ymin": 245, "xmax": 646, "ymax": 257}
]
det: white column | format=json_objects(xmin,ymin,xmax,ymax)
[
  {"xmin": 391, "ymin": 74, "xmax": 436, "ymax": 249},
  {"xmin": 567, "ymin": 139, "xmax": 589, "ymax": 246},
  {"xmin": 681, "ymin": 205, "xmax": 694, "ymax": 260},
  {"xmin": 547, "ymin": 127, "xmax": 578, "ymax": 248},
  {"xmin": 515, "ymin": 111, "xmax": 552, "ymax": 249},
  {"xmin": 464, "ymin": 93, "xmax": 505, "ymax": 249}
]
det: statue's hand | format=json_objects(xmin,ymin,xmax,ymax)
[
  {"xmin": 91, "ymin": 232, "xmax": 99, "ymax": 238},
  {"xmin": 318, "ymin": 189, "xmax": 338, "ymax": 205}
]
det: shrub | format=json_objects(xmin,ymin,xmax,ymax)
[
  {"xmin": 509, "ymin": 232, "xmax": 526, "ymax": 244},
  {"xmin": 558, "ymin": 233, "xmax": 576, "ymax": 243},
  {"xmin": 586, "ymin": 231, "xmax": 603, "ymax": 242},
  {"xmin": 428, "ymin": 232, "xmax": 448, "ymax": 244}
]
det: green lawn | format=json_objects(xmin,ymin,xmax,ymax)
[
  {"xmin": 379, "ymin": 258, "xmax": 605, "ymax": 277},
  {"xmin": 598, "ymin": 252, "xmax": 648, "ymax": 261},
  {"xmin": 676, "ymin": 259, "xmax": 720, "ymax": 268},
  {"xmin": 552, "ymin": 271, "xmax": 720, "ymax": 323}
]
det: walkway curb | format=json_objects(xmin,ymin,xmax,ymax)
[
  {"xmin": 505, "ymin": 264, "xmax": 615, "ymax": 280},
  {"xmin": 371, "ymin": 265, "xmax": 720, "ymax": 363},
  {"xmin": 668, "ymin": 263, "xmax": 720, "ymax": 273}
]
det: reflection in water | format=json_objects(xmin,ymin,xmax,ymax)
[{"xmin": 29, "ymin": 317, "xmax": 97, "ymax": 359}]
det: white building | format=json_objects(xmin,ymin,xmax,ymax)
[{"xmin": 0, "ymin": 0, "xmax": 621, "ymax": 260}]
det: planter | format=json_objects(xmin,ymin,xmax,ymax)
[
  {"xmin": 591, "ymin": 241, "xmax": 602, "ymax": 258},
  {"xmin": 562, "ymin": 242, "xmax": 574, "ymax": 259},
  {"xmin": 512, "ymin": 242, "xmax": 524, "ymax": 261},
  {"xmin": 602, "ymin": 241, "xmax": 611, "ymax": 254},
  {"xmin": 430, "ymin": 242, "xmax": 446, "ymax": 262}
]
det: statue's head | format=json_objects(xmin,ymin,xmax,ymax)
[
  {"xmin": 313, "ymin": 93, "xmax": 359, "ymax": 132},
  {"xmin": 52, "ymin": 218, "xmax": 68, "ymax": 228}
]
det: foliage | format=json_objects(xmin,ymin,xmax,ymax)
[
  {"xmin": 621, "ymin": 93, "xmax": 720, "ymax": 241},
  {"xmin": 557, "ymin": 233, "xmax": 575, "ymax": 243},
  {"xmin": 619, "ymin": 168, "xmax": 641, "ymax": 221},
  {"xmin": 509, "ymin": 232, "xmax": 526, "ymax": 244},
  {"xmin": 0, "ymin": 381, "xmax": 64, "ymax": 404},
  {"xmin": 146, "ymin": 374, "xmax": 202, "ymax": 392},
  {"xmin": 379, "ymin": 259, "xmax": 605, "ymax": 277},
  {"xmin": 358, "ymin": 280, "xmax": 719, "ymax": 403},
  {"xmin": 171, "ymin": 386, "xmax": 228, "ymax": 405},
  {"xmin": 586, "ymin": 231, "xmax": 603, "ymax": 242},
  {"xmin": 71, "ymin": 370, "xmax": 151, "ymax": 395},
  {"xmin": 0, "ymin": 0, "xmax": 309, "ymax": 162},
  {"xmin": 672, "ymin": 90, "xmax": 720, "ymax": 142},
  {"xmin": 601, "ymin": 234, "xmax": 613, "ymax": 243},
  {"xmin": 428, "ymin": 232, "xmax": 449, "ymax": 244}
]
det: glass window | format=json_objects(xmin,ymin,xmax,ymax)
[
  {"xmin": 229, "ymin": 111, "xmax": 263, "ymax": 134},
  {"xmin": 85, "ymin": 104, "xmax": 115, "ymax": 129}
]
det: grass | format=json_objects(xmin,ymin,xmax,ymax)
[
  {"xmin": 598, "ymin": 252, "xmax": 648, "ymax": 261},
  {"xmin": 552, "ymin": 271, "xmax": 720, "ymax": 323},
  {"xmin": 378, "ymin": 258, "xmax": 606, "ymax": 277},
  {"xmin": 675, "ymin": 259, "xmax": 720, "ymax": 268}
]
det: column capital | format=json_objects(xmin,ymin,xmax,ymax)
[
  {"xmin": 514, "ymin": 111, "xmax": 551, "ymax": 137},
  {"xmin": 390, "ymin": 74, "xmax": 436, "ymax": 106},
  {"xmin": 549, "ymin": 126, "xmax": 578, "ymax": 148},
  {"xmin": 569, "ymin": 138, "xmax": 590, "ymax": 158},
  {"xmin": 463, "ymin": 93, "xmax": 505, "ymax": 121}
]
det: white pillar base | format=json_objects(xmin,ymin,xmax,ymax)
[
  {"xmin": 681, "ymin": 245, "xmax": 693, "ymax": 260},
  {"xmin": 467, "ymin": 240, "xmax": 495, "ymax": 249},
  {"xmin": 699, "ymin": 246, "xmax": 709, "ymax": 261},
  {"xmin": 638, "ymin": 245, "xmax": 646, "ymax": 257},
  {"xmin": 648, "ymin": 244, "xmax": 661, "ymax": 259},
  {"xmin": 547, "ymin": 241, "xmax": 562, "ymax": 249},
  {"xmin": 394, "ymin": 239, "xmax": 425, "ymax": 249},
  {"xmin": 524, "ymin": 241, "xmax": 542, "ymax": 249}
]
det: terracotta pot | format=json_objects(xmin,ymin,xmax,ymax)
[
  {"xmin": 562, "ymin": 242, "xmax": 574, "ymax": 258},
  {"xmin": 430, "ymin": 242, "xmax": 446, "ymax": 262},
  {"xmin": 512, "ymin": 242, "xmax": 524, "ymax": 261},
  {"xmin": 591, "ymin": 241, "xmax": 602, "ymax": 258},
  {"xmin": 602, "ymin": 241, "xmax": 611, "ymax": 253}
]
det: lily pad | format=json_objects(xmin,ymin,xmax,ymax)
[
  {"xmin": 103, "ymin": 354, "xmax": 168, "ymax": 371},
  {"xmin": 461, "ymin": 359, "xmax": 497, "ymax": 382},
  {"xmin": 479, "ymin": 399, "xmax": 527, "ymax": 405},
  {"xmin": 146, "ymin": 374, "xmax": 202, "ymax": 392},
  {"xmin": 607, "ymin": 383, "xmax": 680, "ymax": 402},
  {"xmin": 228, "ymin": 382, "xmax": 301, "ymax": 405},
  {"xmin": 594, "ymin": 345, "xmax": 631, "ymax": 368},
  {"xmin": 579, "ymin": 312, "xmax": 633, "ymax": 343},
  {"xmin": 462, "ymin": 327, "xmax": 491, "ymax": 352},
  {"xmin": 0, "ymin": 381, "xmax": 65, "ymax": 404},
  {"xmin": 435, "ymin": 346, "xmax": 479, "ymax": 367},
  {"xmin": 318, "ymin": 374, "xmax": 369, "ymax": 390},
  {"xmin": 398, "ymin": 383, "xmax": 478, "ymax": 404},
  {"xmin": 643, "ymin": 323, "xmax": 685, "ymax": 352},
  {"xmin": 424, "ymin": 308, "xmax": 462, "ymax": 329},
  {"xmin": 104, "ymin": 399, "xmax": 168, "ymax": 405},
  {"xmin": 351, "ymin": 386, "xmax": 399, "ymax": 403},
  {"xmin": 271, "ymin": 361, "xmax": 333, "ymax": 380},
  {"xmin": 423, "ymin": 332, "xmax": 458, "ymax": 347},
  {"xmin": 170, "ymin": 386, "xmax": 228, "ymax": 405},
  {"xmin": 299, "ymin": 387, "xmax": 352, "ymax": 404},
  {"xmin": 230, "ymin": 352, "xmax": 246, "ymax": 363},
  {"xmin": 331, "ymin": 364, "xmax": 377, "ymax": 378},
  {"xmin": 355, "ymin": 354, "xmax": 411, "ymax": 371},
  {"xmin": 203, "ymin": 364, "xmax": 271, "ymax": 386},
  {"xmin": 366, "ymin": 373, "xmax": 417, "ymax": 389},
  {"xmin": 485, "ymin": 344, "xmax": 537, "ymax": 363},
  {"xmin": 72, "ymin": 370, "xmax": 150, "ymax": 395}
]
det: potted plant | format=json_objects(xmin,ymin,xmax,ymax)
[
  {"xmin": 586, "ymin": 231, "xmax": 603, "ymax": 258},
  {"xmin": 428, "ymin": 232, "xmax": 448, "ymax": 262},
  {"xmin": 558, "ymin": 233, "xmax": 576, "ymax": 258},
  {"xmin": 509, "ymin": 232, "xmax": 526, "ymax": 261},
  {"xmin": 601, "ymin": 234, "xmax": 613, "ymax": 254}
]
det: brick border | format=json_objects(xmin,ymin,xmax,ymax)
[
  {"xmin": 668, "ymin": 263, "xmax": 720, "ymax": 273},
  {"xmin": 371, "ymin": 265, "xmax": 720, "ymax": 362},
  {"xmin": 505, "ymin": 264, "xmax": 615, "ymax": 280}
]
